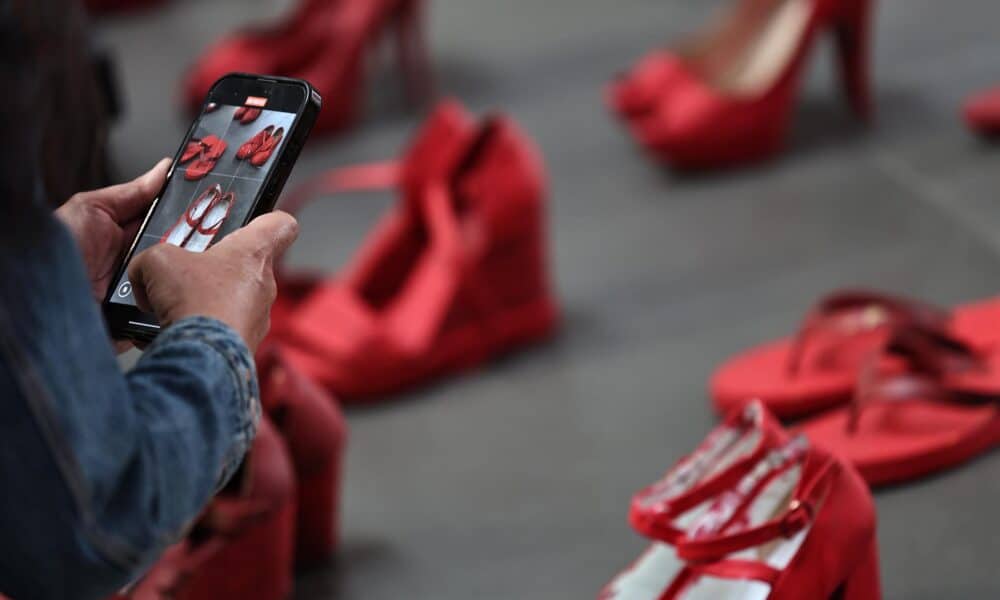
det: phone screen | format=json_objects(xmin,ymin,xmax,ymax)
[{"xmin": 109, "ymin": 98, "xmax": 297, "ymax": 307}]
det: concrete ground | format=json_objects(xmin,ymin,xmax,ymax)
[{"xmin": 97, "ymin": 0, "xmax": 1000, "ymax": 597}]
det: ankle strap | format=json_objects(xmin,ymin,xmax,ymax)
[{"xmin": 677, "ymin": 453, "xmax": 832, "ymax": 564}]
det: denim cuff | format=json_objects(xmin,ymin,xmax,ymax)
[{"xmin": 148, "ymin": 316, "xmax": 260, "ymax": 487}]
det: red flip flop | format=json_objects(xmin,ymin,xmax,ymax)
[
  {"xmin": 802, "ymin": 327, "xmax": 1000, "ymax": 487},
  {"xmin": 258, "ymin": 344, "xmax": 347, "ymax": 566},
  {"xmin": 710, "ymin": 289, "xmax": 1000, "ymax": 419}
]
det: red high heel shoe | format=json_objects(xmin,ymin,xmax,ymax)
[
  {"xmin": 161, "ymin": 184, "xmax": 223, "ymax": 247},
  {"xmin": 250, "ymin": 128, "xmax": 285, "ymax": 167},
  {"xmin": 237, "ymin": 126, "xmax": 276, "ymax": 160},
  {"xmin": 629, "ymin": 402, "xmax": 787, "ymax": 544},
  {"xmin": 616, "ymin": 0, "xmax": 876, "ymax": 169},
  {"xmin": 185, "ymin": 0, "xmax": 432, "ymax": 135},
  {"xmin": 123, "ymin": 419, "xmax": 296, "ymax": 600},
  {"xmin": 258, "ymin": 345, "xmax": 347, "ymax": 566},
  {"xmin": 963, "ymin": 85, "xmax": 1000, "ymax": 137},
  {"xmin": 603, "ymin": 436, "xmax": 881, "ymax": 600},
  {"xmin": 268, "ymin": 100, "xmax": 559, "ymax": 401},
  {"xmin": 266, "ymin": 101, "xmax": 476, "ymax": 341},
  {"xmin": 291, "ymin": 0, "xmax": 433, "ymax": 135}
]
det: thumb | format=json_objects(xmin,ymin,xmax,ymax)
[{"xmin": 214, "ymin": 211, "xmax": 299, "ymax": 262}]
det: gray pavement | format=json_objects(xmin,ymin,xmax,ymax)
[{"xmin": 97, "ymin": 0, "xmax": 1000, "ymax": 597}]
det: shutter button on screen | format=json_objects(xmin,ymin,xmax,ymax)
[{"xmin": 117, "ymin": 281, "xmax": 132, "ymax": 298}]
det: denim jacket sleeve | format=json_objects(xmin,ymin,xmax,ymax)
[{"xmin": 0, "ymin": 216, "xmax": 260, "ymax": 600}]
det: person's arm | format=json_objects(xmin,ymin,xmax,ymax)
[
  {"xmin": 0, "ymin": 216, "xmax": 251, "ymax": 599},
  {"xmin": 0, "ymin": 173, "xmax": 296, "ymax": 599}
]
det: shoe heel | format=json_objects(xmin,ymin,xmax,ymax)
[
  {"xmin": 832, "ymin": 538, "xmax": 881, "ymax": 600},
  {"xmin": 833, "ymin": 0, "xmax": 875, "ymax": 122},
  {"xmin": 393, "ymin": 0, "xmax": 433, "ymax": 105}
]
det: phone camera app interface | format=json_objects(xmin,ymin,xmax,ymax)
[{"xmin": 111, "ymin": 97, "xmax": 295, "ymax": 307}]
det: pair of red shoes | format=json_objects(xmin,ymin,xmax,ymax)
[
  {"xmin": 160, "ymin": 184, "xmax": 236, "ymax": 252},
  {"xmin": 237, "ymin": 126, "xmax": 285, "ymax": 168},
  {"xmin": 607, "ymin": 0, "xmax": 875, "ymax": 169},
  {"xmin": 234, "ymin": 106, "xmax": 262, "ymax": 125},
  {"xmin": 184, "ymin": 0, "xmax": 431, "ymax": 135},
  {"xmin": 181, "ymin": 135, "xmax": 227, "ymax": 181},
  {"xmin": 265, "ymin": 100, "xmax": 559, "ymax": 401},
  {"xmin": 964, "ymin": 86, "xmax": 1000, "ymax": 136},
  {"xmin": 712, "ymin": 289, "xmax": 1000, "ymax": 486},
  {"xmin": 115, "ymin": 350, "xmax": 347, "ymax": 599},
  {"xmin": 602, "ymin": 401, "xmax": 880, "ymax": 599}
]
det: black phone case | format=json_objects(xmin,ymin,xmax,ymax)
[{"xmin": 103, "ymin": 74, "xmax": 321, "ymax": 343}]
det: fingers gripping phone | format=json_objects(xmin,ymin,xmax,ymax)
[{"xmin": 103, "ymin": 74, "xmax": 320, "ymax": 342}]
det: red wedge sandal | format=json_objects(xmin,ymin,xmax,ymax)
[
  {"xmin": 258, "ymin": 344, "xmax": 347, "ymax": 566},
  {"xmin": 122, "ymin": 419, "xmax": 296, "ymax": 600},
  {"xmin": 268, "ymin": 101, "xmax": 559, "ymax": 401}
]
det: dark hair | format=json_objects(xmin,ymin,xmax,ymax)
[{"xmin": 0, "ymin": 0, "xmax": 111, "ymax": 232}]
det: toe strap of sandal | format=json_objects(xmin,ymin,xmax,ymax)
[
  {"xmin": 847, "ymin": 327, "xmax": 991, "ymax": 433},
  {"xmin": 786, "ymin": 289, "xmax": 950, "ymax": 376}
]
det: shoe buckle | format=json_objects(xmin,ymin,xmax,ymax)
[{"xmin": 780, "ymin": 499, "xmax": 812, "ymax": 537}]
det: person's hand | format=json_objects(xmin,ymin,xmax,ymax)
[
  {"xmin": 127, "ymin": 212, "xmax": 299, "ymax": 353},
  {"xmin": 56, "ymin": 159, "xmax": 170, "ymax": 302}
]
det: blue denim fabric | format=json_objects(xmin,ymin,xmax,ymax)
[{"xmin": 0, "ymin": 215, "xmax": 259, "ymax": 599}]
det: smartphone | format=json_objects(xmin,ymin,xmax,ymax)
[{"xmin": 103, "ymin": 73, "xmax": 321, "ymax": 342}]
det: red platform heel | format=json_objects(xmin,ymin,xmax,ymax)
[
  {"xmin": 267, "ymin": 100, "xmax": 559, "ymax": 401},
  {"xmin": 123, "ymin": 419, "xmax": 296, "ymax": 600},
  {"xmin": 616, "ymin": 0, "xmax": 877, "ymax": 169},
  {"xmin": 603, "ymin": 436, "xmax": 881, "ymax": 599},
  {"xmin": 258, "ymin": 345, "xmax": 347, "ymax": 566}
]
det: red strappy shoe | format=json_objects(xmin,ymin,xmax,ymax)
[
  {"xmin": 710, "ymin": 289, "xmax": 1000, "ymax": 419},
  {"xmin": 963, "ymin": 85, "xmax": 1000, "ymax": 137},
  {"xmin": 237, "ymin": 126, "xmax": 276, "ymax": 160},
  {"xmin": 258, "ymin": 344, "xmax": 347, "ymax": 566},
  {"xmin": 160, "ymin": 184, "xmax": 223, "ymax": 247},
  {"xmin": 802, "ymin": 327, "xmax": 1000, "ymax": 486},
  {"xmin": 124, "ymin": 419, "xmax": 296, "ymax": 600},
  {"xmin": 616, "ymin": 0, "xmax": 875, "ymax": 169},
  {"xmin": 184, "ymin": 138, "xmax": 227, "ymax": 181},
  {"xmin": 629, "ymin": 402, "xmax": 788, "ymax": 544},
  {"xmin": 603, "ymin": 437, "xmax": 880, "ymax": 600},
  {"xmin": 267, "ymin": 100, "xmax": 477, "ymax": 339},
  {"xmin": 269, "ymin": 102, "xmax": 559, "ymax": 401},
  {"xmin": 250, "ymin": 128, "xmax": 285, "ymax": 167}
]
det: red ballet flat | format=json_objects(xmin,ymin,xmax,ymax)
[
  {"xmin": 963, "ymin": 85, "xmax": 1000, "ymax": 137},
  {"xmin": 603, "ymin": 436, "xmax": 880, "ymax": 600},
  {"xmin": 802, "ymin": 327, "xmax": 1000, "ymax": 486},
  {"xmin": 258, "ymin": 345, "xmax": 347, "ymax": 566},
  {"xmin": 268, "ymin": 100, "xmax": 559, "ymax": 401},
  {"xmin": 710, "ymin": 289, "xmax": 1000, "ymax": 419},
  {"xmin": 617, "ymin": 0, "xmax": 876, "ymax": 169},
  {"xmin": 123, "ymin": 419, "xmax": 296, "ymax": 600},
  {"xmin": 160, "ymin": 184, "xmax": 222, "ymax": 247}
]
